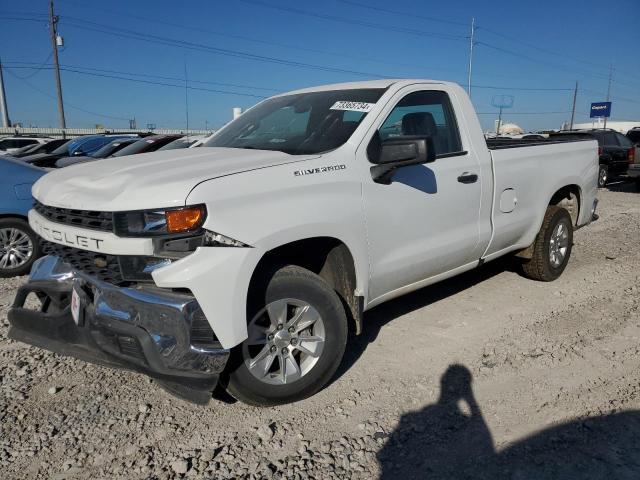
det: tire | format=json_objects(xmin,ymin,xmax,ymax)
[
  {"xmin": 225, "ymin": 265, "xmax": 348, "ymax": 406},
  {"xmin": 635, "ymin": 178, "xmax": 640, "ymax": 192},
  {"xmin": 597, "ymin": 165, "xmax": 608, "ymax": 188},
  {"xmin": 521, "ymin": 206, "xmax": 573, "ymax": 282},
  {"xmin": 0, "ymin": 218, "xmax": 41, "ymax": 278}
]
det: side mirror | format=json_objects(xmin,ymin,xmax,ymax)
[{"xmin": 369, "ymin": 136, "xmax": 435, "ymax": 184}]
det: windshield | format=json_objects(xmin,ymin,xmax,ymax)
[
  {"xmin": 91, "ymin": 140, "xmax": 133, "ymax": 158},
  {"xmin": 204, "ymin": 88, "xmax": 385, "ymax": 155},
  {"xmin": 112, "ymin": 138, "xmax": 164, "ymax": 157},
  {"xmin": 158, "ymin": 137, "xmax": 198, "ymax": 150},
  {"xmin": 51, "ymin": 140, "xmax": 74, "ymax": 155}
]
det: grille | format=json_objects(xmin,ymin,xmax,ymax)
[
  {"xmin": 117, "ymin": 335, "xmax": 146, "ymax": 363},
  {"xmin": 41, "ymin": 240, "xmax": 124, "ymax": 285},
  {"xmin": 190, "ymin": 309, "xmax": 220, "ymax": 349},
  {"xmin": 34, "ymin": 200, "xmax": 114, "ymax": 232}
]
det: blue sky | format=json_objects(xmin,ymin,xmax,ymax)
[{"xmin": 1, "ymin": 0, "xmax": 639, "ymax": 131}]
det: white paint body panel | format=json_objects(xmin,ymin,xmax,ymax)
[{"xmin": 29, "ymin": 79, "xmax": 598, "ymax": 348}]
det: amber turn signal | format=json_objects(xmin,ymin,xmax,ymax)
[{"xmin": 166, "ymin": 206, "xmax": 205, "ymax": 233}]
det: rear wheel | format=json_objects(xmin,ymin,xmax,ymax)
[
  {"xmin": 0, "ymin": 218, "xmax": 41, "ymax": 278},
  {"xmin": 521, "ymin": 206, "xmax": 573, "ymax": 282},
  {"xmin": 597, "ymin": 165, "xmax": 608, "ymax": 188},
  {"xmin": 635, "ymin": 177, "xmax": 640, "ymax": 192},
  {"xmin": 225, "ymin": 265, "xmax": 348, "ymax": 406}
]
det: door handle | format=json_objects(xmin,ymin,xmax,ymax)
[{"xmin": 457, "ymin": 172, "xmax": 478, "ymax": 184}]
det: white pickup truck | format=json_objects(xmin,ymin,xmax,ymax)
[{"xmin": 9, "ymin": 80, "xmax": 598, "ymax": 406}]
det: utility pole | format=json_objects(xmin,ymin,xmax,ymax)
[
  {"xmin": 49, "ymin": 0, "xmax": 66, "ymax": 129},
  {"xmin": 604, "ymin": 64, "xmax": 612, "ymax": 129},
  {"xmin": 467, "ymin": 17, "xmax": 475, "ymax": 98},
  {"xmin": 0, "ymin": 58, "xmax": 10, "ymax": 128},
  {"xmin": 569, "ymin": 81, "xmax": 578, "ymax": 130},
  {"xmin": 184, "ymin": 60, "xmax": 189, "ymax": 138}
]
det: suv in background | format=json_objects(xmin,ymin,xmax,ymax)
[
  {"xmin": 0, "ymin": 136, "xmax": 51, "ymax": 154},
  {"xmin": 551, "ymin": 129, "xmax": 635, "ymax": 187},
  {"xmin": 8, "ymin": 138, "xmax": 69, "ymax": 158},
  {"xmin": 626, "ymin": 128, "xmax": 640, "ymax": 191}
]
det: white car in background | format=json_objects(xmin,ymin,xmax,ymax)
[{"xmin": 0, "ymin": 136, "xmax": 51, "ymax": 154}]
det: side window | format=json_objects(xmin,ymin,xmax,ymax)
[
  {"xmin": 378, "ymin": 90, "xmax": 462, "ymax": 156},
  {"xmin": 242, "ymin": 106, "xmax": 310, "ymax": 141}
]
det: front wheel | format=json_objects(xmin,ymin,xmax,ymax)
[
  {"xmin": 598, "ymin": 165, "xmax": 608, "ymax": 188},
  {"xmin": 521, "ymin": 206, "xmax": 573, "ymax": 282},
  {"xmin": 225, "ymin": 265, "xmax": 348, "ymax": 406}
]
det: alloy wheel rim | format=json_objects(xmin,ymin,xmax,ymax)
[
  {"xmin": 549, "ymin": 220, "xmax": 569, "ymax": 268},
  {"xmin": 0, "ymin": 228, "xmax": 33, "ymax": 270},
  {"xmin": 599, "ymin": 168, "xmax": 607, "ymax": 186},
  {"xmin": 243, "ymin": 298, "xmax": 325, "ymax": 385}
]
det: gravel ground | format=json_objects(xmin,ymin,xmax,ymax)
[{"xmin": 1, "ymin": 183, "xmax": 640, "ymax": 479}]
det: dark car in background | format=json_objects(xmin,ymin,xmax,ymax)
[
  {"xmin": 55, "ymin": 138, "xmax": 138, "ymax": 168},
  {"xmin": 110, "ymin": 134, "xmax": 182, "ymax": 157},
  {"xmin": 0, "ymin": 157, "xmax": 45, "ymax": 277},
  {"xmin": 626, "ymin": 128, "xmax": 640, "ymax": 191},
  {"xmin": 22, "ymin": 134, "xmax": 138, "ymax": 168},
  {"xmin": 8, "ymin": 138, "xmax": 70, "ymax": 158},
  {"xmin": 551, "ymin": 129, "xmax": 635, "ymax": 187},
  {"xmin": 157, "ymin": 134, "xmax": 208, "ymax": 150}
]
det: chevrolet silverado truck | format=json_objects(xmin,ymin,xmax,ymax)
[{"xmin": 8, "ymin": 80, "xmax": 599, "ymax": 406}]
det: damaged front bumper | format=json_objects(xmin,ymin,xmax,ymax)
[{"xmin": 8, "ymin": 255, "xmax": 229, "ymax": 404}]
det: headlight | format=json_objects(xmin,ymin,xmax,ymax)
[{"xmin": 114, "ymin": 205, "xmax": 207, "ymax": 237}]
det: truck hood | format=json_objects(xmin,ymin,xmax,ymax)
[{"xmin": 33, "ymin": 147, "xmax": 316, "ymax": 211}]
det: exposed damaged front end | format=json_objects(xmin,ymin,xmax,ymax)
[{"xmin": 8, "ymin": 255, "xmax": 229, "ymax": 404}]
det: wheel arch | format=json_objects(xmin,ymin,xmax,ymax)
[
  {"xmin": 516, "ymin": 184, "xmax": 582, "ymax": 260},
  {"xmin": 0, "ymin": 214, "xmax": 28, "ymax": 221},
  {"xmin": 548, "ymin": 184, "xmax": 581, "ymax": 227},
  {"xmin": 249, "ymin": 236, "xmax": 363, "ymax": 335}
]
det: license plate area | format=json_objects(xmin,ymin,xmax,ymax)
[{"xmin": 70, "ymin": 282, "xmax": 85, "ymax": 326}]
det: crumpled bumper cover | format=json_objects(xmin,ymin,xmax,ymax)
[{"xmin": 8, "ymin": 256, "xmax": 229, "ymax": 404}]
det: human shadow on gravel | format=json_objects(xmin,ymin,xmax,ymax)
[
  {"xmin": 333, "ymin": 256, "xmax": 517, "ymax": 383},
  {"xmin": 377, "ymin": 364, "xmax": 640, "ymax": 479}
]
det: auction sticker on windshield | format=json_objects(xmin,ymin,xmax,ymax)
[{"xmin": 330, "ymin": 101, "xmax": 375, "ymax": 112}]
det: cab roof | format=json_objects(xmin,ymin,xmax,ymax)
[{"xmin": 280, "ymin": 79, "xmax": 455, "ymax": 96}]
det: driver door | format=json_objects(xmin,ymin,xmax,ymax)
[{"xmin": 360, "ymin": 87, "xmax": 483, "ymax": 302}]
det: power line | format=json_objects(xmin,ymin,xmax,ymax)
[
  {"xmin": 6, "ymin": 61, "xmax": 281, "ymax": 92},
  {"xmin": 58, "ymin": 16, "xmax": 392, "ymax": 79},
  {"xmin": 7, "ymin": 62, "xmax": 581, "ymax": 94},
  {"xmin": 236, "ymin": 0, "xmax": 468, "ymax": 41},
  {"xmin": 5, "ymin": 53, "xmax": 52, "ymax": 80},
  {"xmin": 55, "ymin": 0, "xmax": 445, "ymax": 74},
  {"xmin": 335, "ymin": 0, "xmax": 469, "ymax": 27},
  {"xmin": 4, "ymin": 68, "xmax": 130, "ymax": 121},
  {"xmin": 5, "ymin": 64, "xmax": 268, "ymax": 99},
  {"xmin": 324, "ymin": 2, "xmax": 640, "ymax": 81}
]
